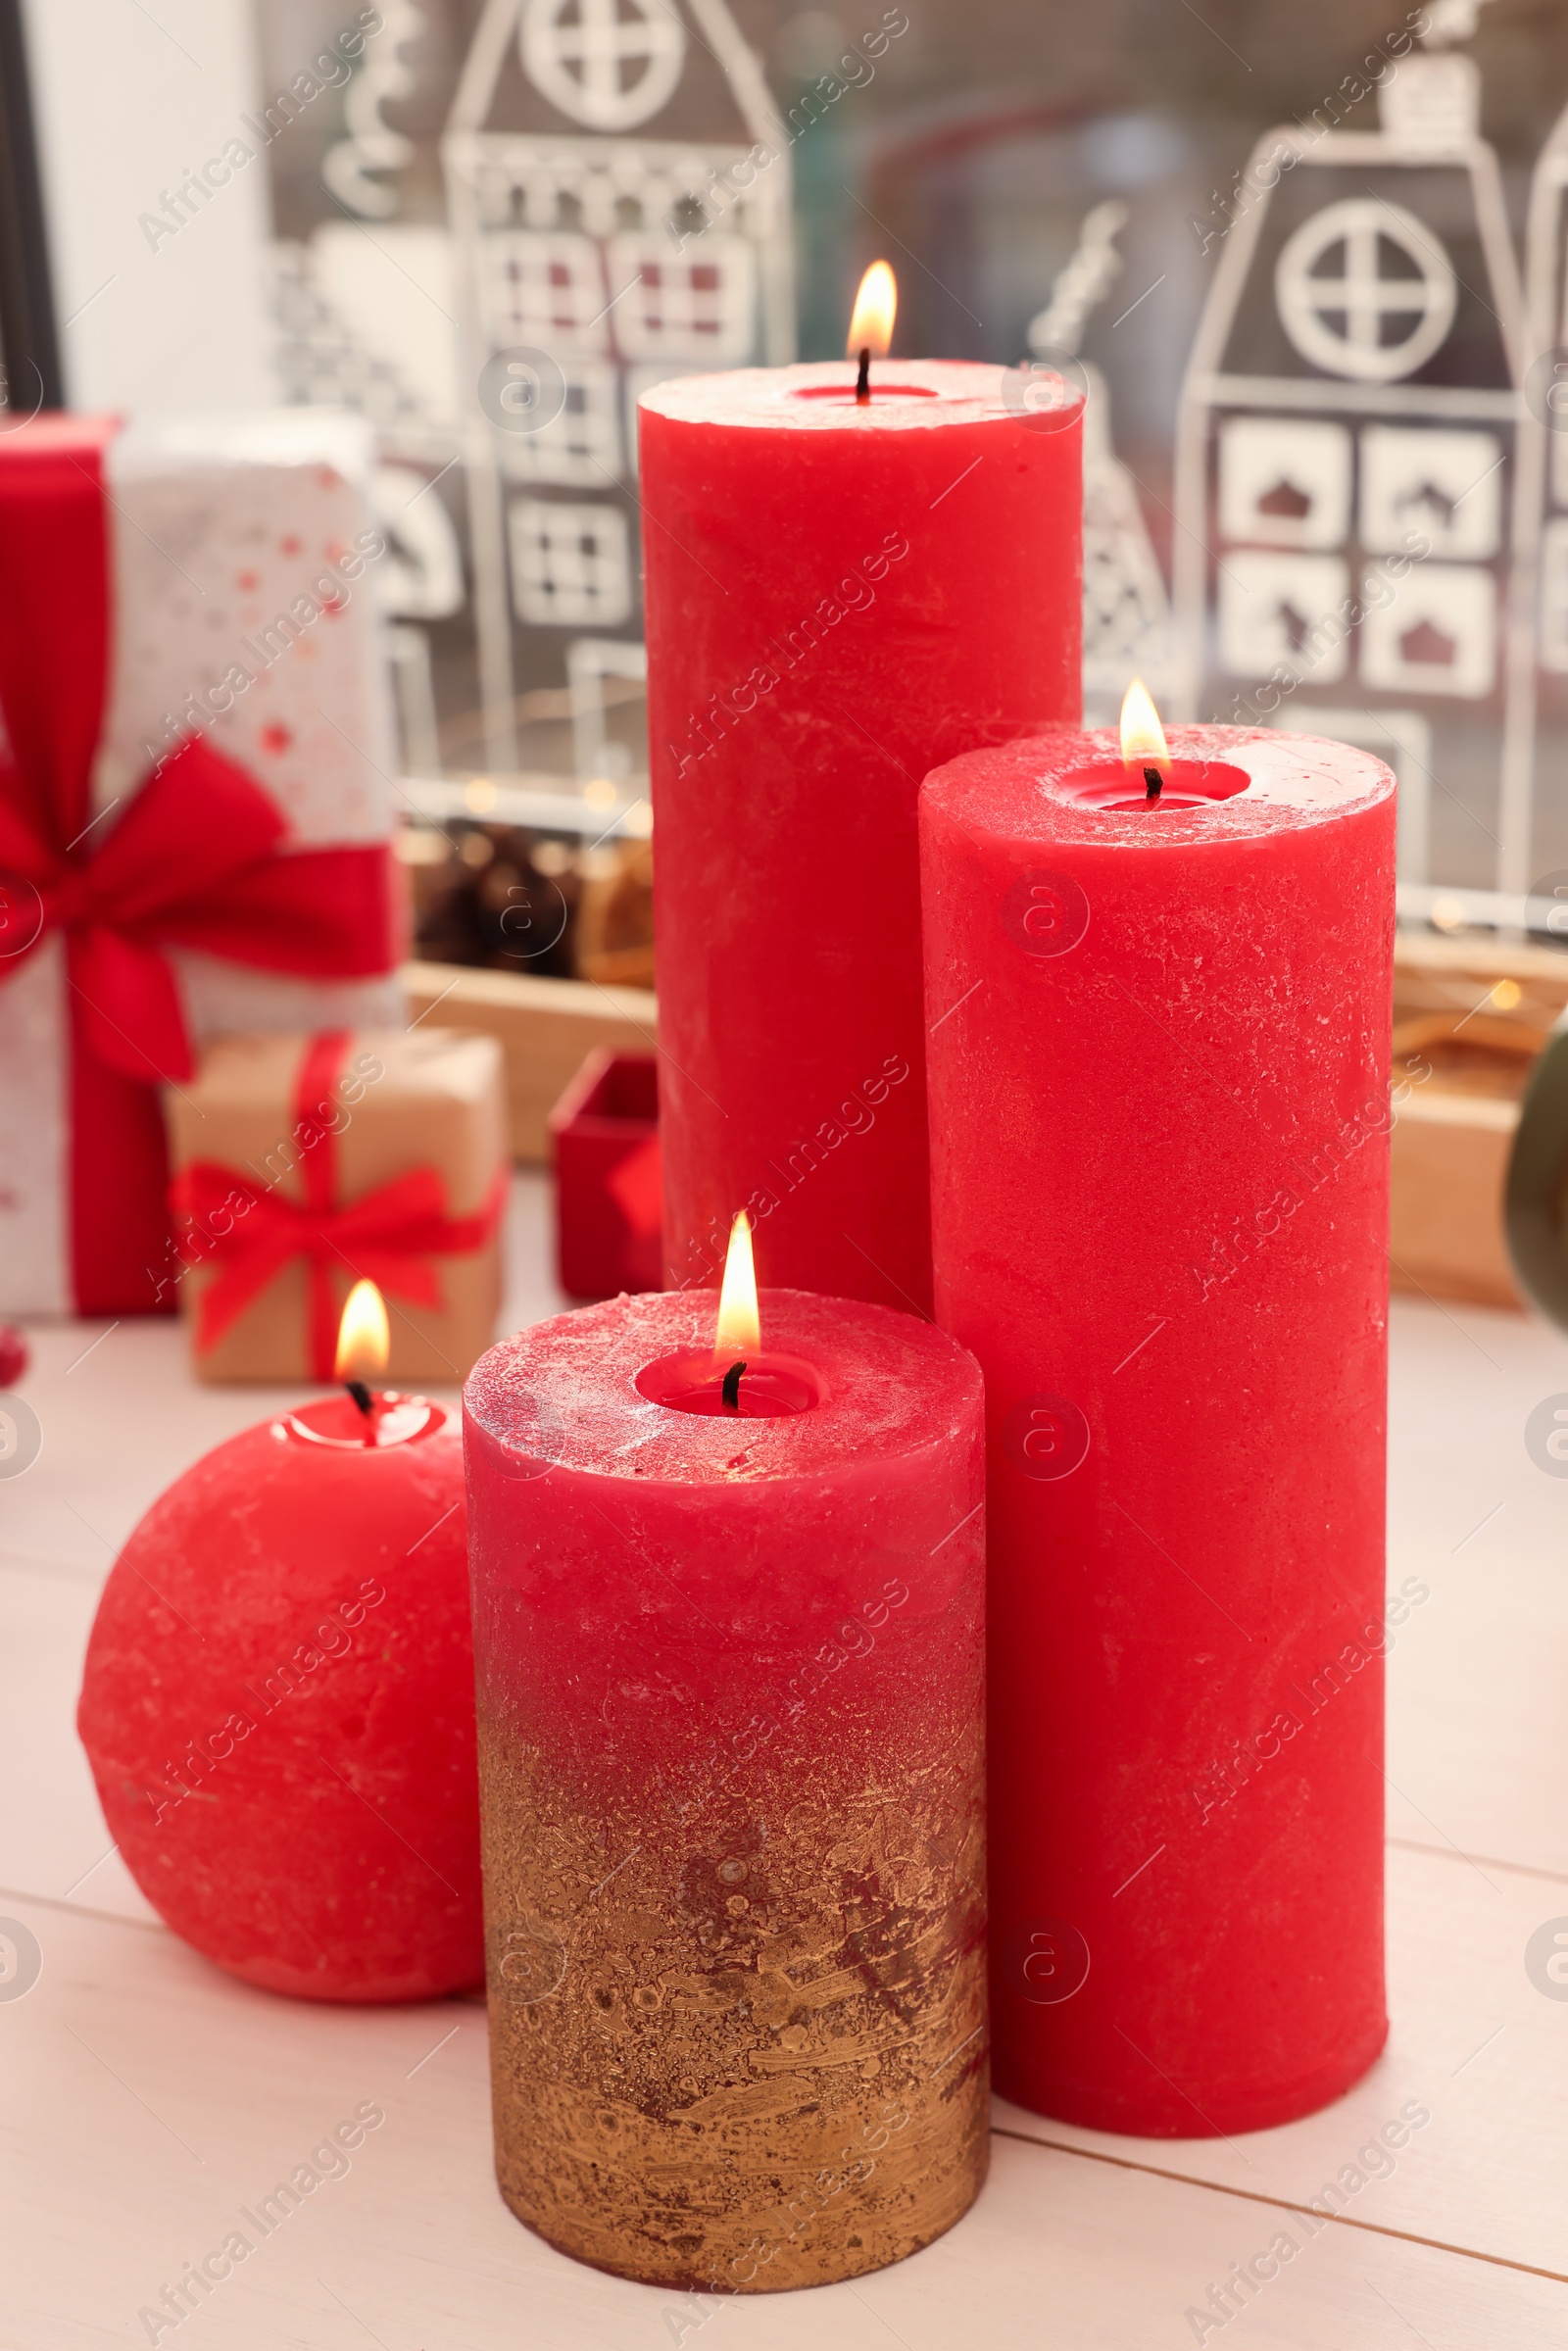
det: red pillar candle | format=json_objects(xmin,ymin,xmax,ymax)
[
  {"xmin": 919, "ymin": 718, "xmax": 1396, "ymax": 2136},
  {"xmin": 77, "ymin": 1369, "xmax": 480, "ymax": 2003},
  {"xmin": 463, "ymin": 1272, "xmax": 987, "ymax": 2288},
  {"xmin": 640, "ymin": 350, "xmax": 1083, "ymax": 1315}
]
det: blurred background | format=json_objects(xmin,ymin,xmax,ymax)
[
  {"xmin": 10, "ymin": 0, "xmax": 1568, "ymax": 1307},
  {"xmin": 8, "ymin": 1, "xmax": 1568, "ymax": 864}
]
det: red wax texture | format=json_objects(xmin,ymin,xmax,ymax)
[
  {"xmin": 465, "ymin": 1289, "xmax": 984, "ymax": 1799},
  {"xmin": 77, "ymin": 1396, "xmax": 481, "ymax": 2002},
  {"xmin": 640, "ymin": 363, "xmax": 1083, "ymax": 1314},
  {"xmin": 920, "ymin": 727, "xmax": 1396, "ymax": 2135}
]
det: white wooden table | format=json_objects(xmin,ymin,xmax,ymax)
[{"xmin": 4, "ymin": 1173, "xmax": 1567, "ymax": 2347}]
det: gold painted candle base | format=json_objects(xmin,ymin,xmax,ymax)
[{"xmin": 480, "ymin": 1725, "xmax": 989, "ymax": 2291}]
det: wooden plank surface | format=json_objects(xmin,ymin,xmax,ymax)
[
  {"xmin": 2, "ymin": 1899, "xmax": 1563, "ymax": 2351},
  {"xmin": 1384, "ymin": 1292, "xmax": 1568, "ymax": 1880},
  {"xmin": 3, "ymin": 1180, "xmax": 1566, "ymax": 2343},
  {"xmin": 1001, "ymin": 1838, "xmax": 1568, "ymax": 2280}
]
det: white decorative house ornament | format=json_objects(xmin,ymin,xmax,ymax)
[
  {"xmin": 269, "ymin": 0, "xmax": 791, "ymax": 787},
  {"xmin": 1173, "ymin": 26, "xmax": 1528, "ymax": 911},
  {"xmin": 446, "ymin": 0, "xmax": 793, "ymax": 771}
]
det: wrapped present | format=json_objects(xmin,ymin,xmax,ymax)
[
  {"xmin": 166, "ymin": 1028, "xmax": 509, "ymax": 1384},
  {"xmin": 0, "ymin": 412, "xmax": 403, "ymax": 1318},
  {"xmin": 549, "ymin": 1049, "xmax": 662, "ymax": 1300}
]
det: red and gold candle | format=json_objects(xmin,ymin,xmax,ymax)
[
  {"xmin": 463, "ymin": 1219, "xmax": 988, "ymax": 2287},
  {"xmin": 641, "ymin": 268, "xmax": 1083, "ymax": 1316},
  {"xmin": 919, "ymin": 695, "xmax": 1396, "ymax": 2135}
]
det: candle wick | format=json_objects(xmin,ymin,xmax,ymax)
[
  {"xmin": 346, "ymin": 1380, "xmax": 374, "ymax": 1418},
  {"xmin": 855, "ymin": 346, "xmax": 871, "ymax": 405},
  {"xmin": 721, "ymin": 1360, "xmax": 746, "ymax": 1410},
  {"xmin": 1144, "ymin": 765, "xmax": 1163, "ymax": 802}
]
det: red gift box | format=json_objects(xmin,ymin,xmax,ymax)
[{"xmin": 549, "ymin": 1050, "xmax": 661, "ymax": 1300}]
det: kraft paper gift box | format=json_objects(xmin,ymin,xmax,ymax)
[
  {"xmin": 0, "ymin": 411, "xmax": 402, "ymax": 1321},
  {"xmin": 165, "ymin": 1029, "xmax": 509, "ymax": 1385}
]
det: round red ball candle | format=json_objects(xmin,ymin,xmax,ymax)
[
  {"xmin": 640, "ymin": 360, "xmax": 1083, "ymax": 1315},
  {"xmin": 463, "ymin": 1287, "xmax": 987, "ymax": 2289},
  {"xmin": 919, "ymin": 724, "xmax": 1396, "ymax": 2135},
  {"xmin": 77, "ymin": 1392, "xmax": 481, "ymax": 2003}
]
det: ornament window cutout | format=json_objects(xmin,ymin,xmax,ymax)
[
  {"xmin": 1260, "ymin": 482, "xmax": 1310, "ymax": 518},
  {"xmin": 1218, "ymin": 417, "xmax": 1350, "ymax": 550},
  {"xmin": 1360, "ymin": 425, "xmax": 1501, "ymax": 560},
  {"xmin": 519, "ymin": 0, "xmax": 687, "ymax": 133},
  {"xmin": 607, "ymin": 232, "xmax": 758, "ymax": 360},
  {"xmin": 1402, "ymin": 618, "xmax": 1457, "ymax": 663},
  {"xmin": 480, "ymin": 230, "xmax": 611, "ymax": 354},
  {"xmin": 500, "ymin": 361, "xmax": 623, "ymax": 485},
  {"xmin": 1218, "ymin": 552, "xmax": 1350, "ymax": 681},
  {"xmin": 509, "ymin": 496, "xmax": 633, "ymax": 627},
  {"xmin": 1275, "ymin": 199, "xmax": 1458, "ymax": 383},
  {"xmin": 1538, "ymin": 518, "xmax": 1568, "ymax": 674},
  {"xmin": 1360, "ymin": 563, "xmax": 1496, "ymax": 697}
]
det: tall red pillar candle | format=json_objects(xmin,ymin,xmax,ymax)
[
  {"xmin": 640, "ymin": 359, "xmax": 1083, "ymax": 1314},
  {"xmin": 919, "ymin": 723, "xmax": 1396, "ymax": 2135},
  {"xmin": 78, "ymin": 1390, "xmax": 481, "ymax": 2002},
  {"xmin": 463, "ymin": 1287, "xmax": 987, "ymax": 2288}
]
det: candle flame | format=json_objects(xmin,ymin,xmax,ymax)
[
  {"xmin": 1120, "ymin": 676, "xmax": 1170, "ymax": 779},
  {"xmin": 714, "ymin": 1210, "xmax": 760, "ymax": 1357},
  {"xmin": 334, "ymin": 1278, "xmax": 390, "ymax": 1383},
  {"xmin": 847, "ymin": 262, "xmax": 897, "ymax": 358}
]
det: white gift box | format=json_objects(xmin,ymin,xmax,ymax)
[{"xmin": 0, "ymin": 410, "xmax": 405, "ymax": 1317}]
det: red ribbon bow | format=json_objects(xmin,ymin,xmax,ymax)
[
  {"xmin": 0, "ymin": 417, "xmax": 399, "ymax": 1313},
  {"xmin": 170, "ymin": 1033, "xmax": 508, "ymax": 1380}
]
